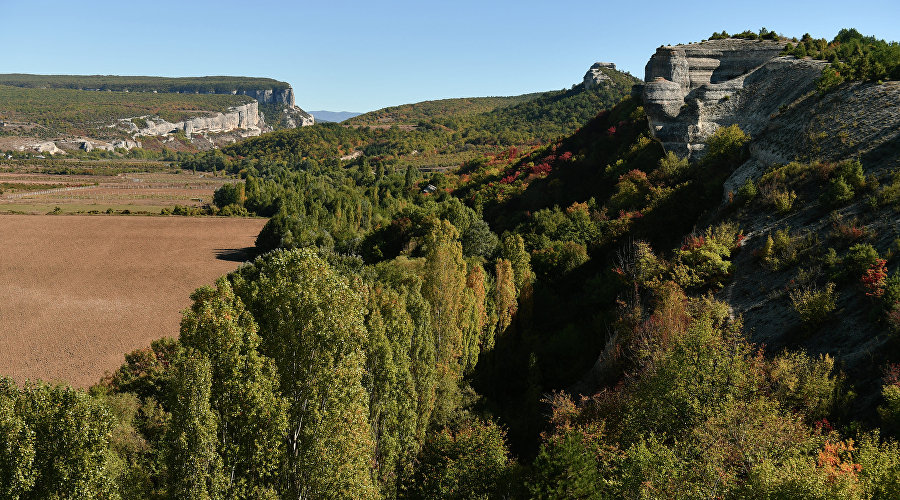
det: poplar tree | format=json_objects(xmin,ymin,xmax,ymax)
[
  {"xmin": 229, "ymin": 249, "xmax": 378, "ymax": 499},
  {"xmin": 167, "ymin": 350, "xmax": 224, "ymax": 500},
  {"xmin": 179, "ymin": 278, "xmax": 287, "ymax": 498}
]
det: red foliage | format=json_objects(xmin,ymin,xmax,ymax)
[
  {"xmin": 817, "ymin": 440, "xmax": 862, "ymax": 482},
  {"xmin": 834, "ymin": 221, "xmax": 868, "ymax": 241},
  {"xmin": 734, "ymin": 233, "xmax": 746, "ymax": 248},
  {"xmin": 618, "ymin": 169, "xmax": 648, "ymax": 182},
  {"xmin": 500, "ymin": 171, "xmax": 520, "ymax": 185},
  {"xmin": 606, "ymin": 126, "xmax": 617, "ymax": 136},
  {"xmin": 559, "ymin": 151, "xmax": 573, "ymax": 161},
  {"xmin": 861, "ymin": 258, "xmax": 888, "ymax": 297},
  {"xmin": 681, "ymin": 235, "xmax": 706, "ymax": 251},
  {"xmin": 530, "ymin": 162, "xmax": 552, "ymax": 176}
]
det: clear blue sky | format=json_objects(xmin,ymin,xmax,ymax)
[{"xmin": 2, "ymin": 0, "xmax": 897, "ymax": 112}]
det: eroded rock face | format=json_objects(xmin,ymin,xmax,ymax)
[
  {"xmin": 583, "ymin": 62, "xmax": 617, "ymax": 89},
  {"xmin": 642, "ymin": 39, "xmax": 798, "ymax": 157},
  {"xmin": 129, "ymin": 102, "xmax": 263, "ymax": 137},
  {"xmin": 239, "ymin": 87, "xmax": 295, "ymax": 106}
]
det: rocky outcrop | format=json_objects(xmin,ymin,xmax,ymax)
[
  {"xmin": 642, "ymin": 39, "xmax": 800, "ymax": 157},
  {"xmin": 126, "ymin": 102, "xmax": 263, "ymax": 138},
  {"xmin": 237, "ymin": 87, "xmax": 296, "ymax": 106},
  {"xmin": 18, "ymin": 141, "xmax": 63, "ymax": 155},
  {"xmin": 583, "ymin": 62, "xmax": 617, "ymax": 89}
]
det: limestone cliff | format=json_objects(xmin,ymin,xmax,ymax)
[
  {"xmin": 126, "ymin": 101, "xmax": 263, "ymax": 138},
  {"xmin": 639, "ymin": 39, "xmax": 900, "ymax": 396},
  {"xmin": 642, "ymin": 39, "xmax": 797, "ymax": 157}
]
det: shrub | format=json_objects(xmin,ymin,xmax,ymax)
[
  {"xmin": 844, "ymin": 243, "xmax": 880, "ymax": 280},
  {"xmin": 823, "ymin": 177, "xmax": 855, "ymax": 207},
  {"xmin": 790, "ymin": 282, "xmax": 837, "ymax": 326},
  {"xmin": 878, "ymin": 365, "xmax": 900, "ymax": 433},
  {"xmin": 703, "ymin": 125, "xmax": 750, "ymax": 165},
  {"xmin": 771, "ymin": 189, "xmax": 797, "ymax": 213},
  {"xmin": 736, "ymin": 177, "xmax": 758, "ymax": 204},
  {"xmin": 671, "ymin": 223, "xmax": 740, "ymax": 290}
]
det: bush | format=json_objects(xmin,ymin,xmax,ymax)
[
  {"xmin": 790, "ymin": 282, "xmax": 837, "ymax": 326},
  {"xmin": 772, "ymin": 189, "xmax": 798, "ymax": 213},
  {"xmin": 703, "ymin": 125, "xmax": 750, "ymax": 165},
  {"xmin": 844, "ymin": 243, "xmax": 880, "ymax": 280},
  {"xmin": 736, "ymin": 177, "xmax": 758, "ymax": 204}
]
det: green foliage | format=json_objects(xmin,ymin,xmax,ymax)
[
  {"xmin": 166, "ymin": 350, "xmax": 224, "ymax": 499},
  {"xmin": 670, "ymin": 223, "xmax": 740, "ymax": 291},
  {"xmin": 229, "ymin": 249, "xmax": 379, "ymax": 498},
  {"xmin": 845, "ymin": 243, "xmax": 881, "ymax": 279},
  {"xmin": 211, "ymin": 182, "xmax": 244, "ymax": 209},
  {"xmin": 790, "ymin": 282, "xmax": 837, "ymax": 326},
  {"xmin": 702, "ymin": 124, "xmax": 750, "ymax": 163},
  {"xmin": 406, "ymin": 419, "xmax": 514, "ymax": 500},
  {"xmin": 0, "ymin": 378, "xmax": 119, "ymax": 499},
  {"xmin": 736, "ymin": 177, "xmax": 758, "ymax": 204},
  {"xmin": 789, "ymin": 29, "xmax": 900, "ymax": 90},
  {"xmin": 178, "ymin": 279, "xmax": 288, "ymax": 498}
]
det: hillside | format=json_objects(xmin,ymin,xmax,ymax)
[
  {"xmin": 0, "ymin": 74, "xmax": 291, "ymax": 98},
  {"xmin": 345, "ymin": 94, "xmax": 543, "ymax": 128},
  {"xmin": 0, "ymin": 84, "xmax": 254, "ymax": 138},
  {"xmin": 6, "ymin": 29, "xmax": 900, "ymax": 499}
]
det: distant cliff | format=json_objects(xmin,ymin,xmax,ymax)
[
  {"xmin": 0, "ymin": 74, "xmax": 314, "ymax": 134},
  {"xmin": 126, "ymin": 101, "xmax": 263, "ymax": 137}
]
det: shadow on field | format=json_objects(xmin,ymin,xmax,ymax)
[{"xmin": 214, "ymin": 247, "xmax": 257, "ymax": 262}]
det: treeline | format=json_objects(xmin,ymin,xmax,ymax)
[
  {"xmin": 783, "ymin": 29, "xmax": 900, "ymax": 89},
  {"xmin": 0, "ymin": 74, "xmax": 291, "ymax": 93}
]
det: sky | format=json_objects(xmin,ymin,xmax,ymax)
[{"xmin": 1, "ymin": 0, "xmax": 898, "ymax": 112}]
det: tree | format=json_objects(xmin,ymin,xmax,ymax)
[
  {"xmin": 422, "ymin": 220, "xmax": 471, "ymax": 423},
  {"xmin": 3, "ymin": 381, "xmax": 118, "ymax": 499},
  {"xmin": 495, "ymin": 259, "xmax": 517, "ymax": 336},
  {"xmin": 179, "ymin": 279, "xmax": 287, "ymax": 498},
  {"xmin": 229, "ymin": 249, "xmax": 378, "ymax": 499},
  {"xmin": 0, "ymin": 379, "xmax": 36, "ymax": 499},
  {"xmin": 166, "ymin": 350, "xmax": 224, "ymax": 500},
  {"xmin": 407, "ymin": 420, "xmax": 513, "ymax": 500}
]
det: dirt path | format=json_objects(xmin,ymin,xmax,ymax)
[{"xmin": 0, "ymin": 214, "xmax": 266, "ymax": 387}]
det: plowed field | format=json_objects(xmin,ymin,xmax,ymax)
[{"xmin": 0, "ymin": 215, "xmax": 266, "ymax": 386}]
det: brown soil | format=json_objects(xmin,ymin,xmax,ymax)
[{"xmin": 0, "ymin": 214, "xmax": 266, "ymax": 387}]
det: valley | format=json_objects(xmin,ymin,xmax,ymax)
[{"xmin": 2, "ymin": 21, "xmax": 900, "ymax": 499}]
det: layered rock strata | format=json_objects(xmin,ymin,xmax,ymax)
[
  {"xmin": 126, "ymin": 102, "xmax": 263, "ymax": 137},
  {"xmin": 642, "ymin": 39, "xmax": 797, "ymax": 157}
]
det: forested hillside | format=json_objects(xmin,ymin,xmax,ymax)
[{"xmin": 3, "ymin": 29, "xmax": 900, "ymax": 499}]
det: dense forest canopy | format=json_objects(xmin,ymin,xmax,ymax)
[{"xmin": 3, "ymin": 28, "xmax": 900, "ymax": 499}]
